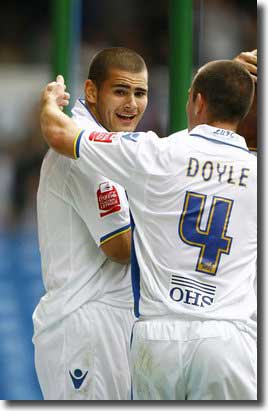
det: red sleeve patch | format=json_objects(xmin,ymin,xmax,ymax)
[
  {"xmin": 97, "ymin": 182, "xmax": 121, "ymax": 217},
  {"xmin": 89, "ymin": 131, "xmax": 116, "ymax": 143}
]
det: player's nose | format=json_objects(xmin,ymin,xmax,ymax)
[{"xmin": 124, "ymin": 94, "xmax": 138, "ymax": 111}]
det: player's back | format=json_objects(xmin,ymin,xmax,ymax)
[{"xmin": 130, "ymin": 125, "xmax": 256, "ymax": 333}]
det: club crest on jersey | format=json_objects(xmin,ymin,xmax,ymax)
[
  {"xmin": 169, "ymin": 275, "xmax": 216, "ymax": 308},
  {"xmin": 88, "ymin": 131, "xmax": 116, "ymax": 143},
  {"xmin": 97, "ymin": 182, "xmax": 121, "ymax": 217}
]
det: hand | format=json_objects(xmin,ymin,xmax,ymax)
[
  {"xmin": 40, "ymin": 75, "xmax": 78, "ymax": 159},
  {"xmin": 42, "ymin": 74, "xmax": 70, "ymax": 109},
  {"xmin": 233, "ymin": 49, "xmax": 257, "ymax": 83}
]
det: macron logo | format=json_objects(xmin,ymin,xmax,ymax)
[{"xmin": 69, "ymin": 369, "xmax": 88, "ymax": 389}]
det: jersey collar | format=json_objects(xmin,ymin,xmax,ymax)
[
  {"xmin": 71, "ymin": 98, "xmax": 107, "ymax": 130},
  {"xmin": 189, "ymin": 124, "xmax": 249, "ymax": 152}
]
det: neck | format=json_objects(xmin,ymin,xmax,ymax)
[
  {"xmin": 85, "ymin": 100, "xmax": 101, "ymax": 124},
  {"xmin": 188, "ymin": 120, "xmax": 239, "ymax": 133},
  {"xmin": 207, "ymin": 120, "xmax": 238, "ymax": 132}
]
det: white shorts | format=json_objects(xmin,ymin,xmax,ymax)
[
  {"xmin": 131, "ymin": 319, "xmax": 257, "ymax": 400},
  {"xmin": 33, "ymin": 301, "xmax": 135, "ymax": 400}
]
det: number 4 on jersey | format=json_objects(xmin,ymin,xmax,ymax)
[{"xmin": 179, "ymin": 192, "xmax": 233, "ymax": 275}]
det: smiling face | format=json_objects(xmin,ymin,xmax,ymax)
[{"xmin": 85, "ymin": 67, "xmax": 148, "ymax": 132}]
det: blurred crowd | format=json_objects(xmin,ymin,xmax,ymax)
[{"xmin": 0, "ymin": 0, "xmax": 257, "ymax": 230}]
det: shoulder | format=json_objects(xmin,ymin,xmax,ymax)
[
  {"xmin": 40, "ymin": 148, "xmax": 71, "ymax": 180},
  {"xmin": 127, "ymin": 131, "xmax": 163, "ymax": 157},
  {"xmin": 168, "ymin": 128, "xmax": 189, "ymax": 139},
  {"xmin": 104, "ymin": 130, "xmax": 161, "ymax": 153},
  {"xmin": 40, "ymin": 147, "xmax": 96, "ymax": 192},
  {"xmin": 73, "ymin": 115, "xmax": 104, "ymax": 133},
  {"xmin": 119, "ymin": 130, "xmax": 158, "ymax": 143},
  {"xmin": 244, "ymin": 149, "xmax": 257, "ymax": 164},
  {"xmin": 72, "ymin": 99, "xmax": 105, "ymax": 132}
]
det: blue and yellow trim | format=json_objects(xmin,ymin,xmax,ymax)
[
  {"xmin": 73, "ymin": 129, "xmax": 84, "ymax": 159},
  {"xmin": 100, "ymin": 224, "xmax": 131, "ymax": 245}
]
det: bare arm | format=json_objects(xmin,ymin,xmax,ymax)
[
  {"xmin": 40, "ymin": 75, "xmax": 78, "ymax": 158},
  {"xmin": 101, "ymin": 230, "xmax": 131, "ymax": 264}
]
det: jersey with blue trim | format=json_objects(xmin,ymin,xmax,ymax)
[
  {"xmin": 33, "ymin": 99, "xmax": 132, "ymax": 336},
  {"xmin": 75, "ymin": 124, "xmax": 257, "ymax": 336}
]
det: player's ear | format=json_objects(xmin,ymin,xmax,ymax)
[
  {"xmin": 85, "ymin": 80, "xmax": 98, "ymax": 104},
  {"xmin": 194, "ymin": 92, "xmax": 205, "ymax": 115}
]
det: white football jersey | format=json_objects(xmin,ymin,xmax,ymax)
[
  {"xmin": 74, "ymin": 124, "xmax": 257, "ymax": 336},
  {"xmin": 33, "ymin": 99, "xmax": 132, "ymax": 336}
]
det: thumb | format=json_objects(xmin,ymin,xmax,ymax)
[{"xmin": 56, "ymin": 74, "xmax": 65, "ymax": 85}]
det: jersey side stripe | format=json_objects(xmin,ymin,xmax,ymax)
[{"xmin": 130, "ymin": 212, "xmax": 140, "ymax": 318}]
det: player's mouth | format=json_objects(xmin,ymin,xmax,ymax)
[{"xmin": 116, "ymin": 113, "xmax": 136, "ymax": 125}]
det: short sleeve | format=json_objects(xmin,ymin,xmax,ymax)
[
  {"xmin": 89, "ymin": 177, "xmax": 131, "ymax": 246},
  {"xmin": 65, "ymin": 164, "xmax": 131, "ymax": 247}
]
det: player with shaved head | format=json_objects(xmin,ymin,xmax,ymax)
[{"xmin": 33, "ymin": 47, "xmax": 148, "ymax": 400}]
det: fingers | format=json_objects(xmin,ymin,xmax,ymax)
[
  {"xmin": 61, "ymin": 92, "xmax": 70, "ymax": 106},
  {"xmin": 243, "ymin": 51, "xmax": 257, "ymax": 65},
  {"xmin": 234, "ymin": 50, "xmax": 257, "ymax": 83},
  {"xmin": 236, "ymin": 52, "xmax": 257, "ymax": 67},
  {"xmin": 42, "ymin": 76, "xmax": 70, "ymax": 108},
  {"xmin": 46, "ymin": 81, "xmax": 57, "ymax": 91},
  {"xmin": 238, "ymin": 60, "xmax": 257, "ymax": 83},
  {"xmin": 234, "ymin": 50, "xmax": 257, "ymax": 65},
  {"xmin": 250, "ymin": 74, "xmax": 257, "ymax": 84},
  {"xmin": 46, "ymin": 75, "xmax": 66, "ymax": 92},
  {"xmin": 56, "ymin": 74, "xmax": 65, "ymax": 85},
  {"xmin": 241, "ymin": 61, "xmax": 257, "ymax": 75}
]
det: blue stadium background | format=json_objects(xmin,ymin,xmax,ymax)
[{"xmin": 0, "ymin": 227, "xmax": 44, "ymax": 399}]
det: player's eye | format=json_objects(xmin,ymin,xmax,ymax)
[
  {"xmin": 114, "ymin": 89, "xmax": 127, "ymax": 96},
  {"xmin": 135, "ymin": 91, "xmax": 147, "ymax": 98}
]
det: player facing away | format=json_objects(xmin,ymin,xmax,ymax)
[
  {"xmin": 39, "ymin": 58, "xmax": 257, "ymax": 400},
  {"xmin": 33, "ymin": 48, "xmax": 148, "ymax": 400}
]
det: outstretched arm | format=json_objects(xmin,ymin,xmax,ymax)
[{"xmin": 40, "ymin": 75, "xmax": 79, "ymax": 158}]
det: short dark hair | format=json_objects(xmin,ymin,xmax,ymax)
[
  {"xmin": 192, "ymin": 60, "xmax": 254, "ymax": 122},
  {"xmin": 88, "ymin": 47, "xmax": 147, "ymax": 88}
]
